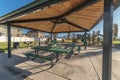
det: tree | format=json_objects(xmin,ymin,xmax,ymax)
[
  {"xmin": 97, "ymin": 30, "xmax": 100, "ymax": 44},
  {"xmin": 53, "ymin": 33, "xmax": 58, "ymax": 40},
  {"xmin": 67, "ymin": 32, "xmax": 70, "ymax": 39},
  {"xmin": 112, "ymin": 23, "xmax": 118, "ymax": 41}
]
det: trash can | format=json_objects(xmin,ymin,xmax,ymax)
[{"xmin": 13, "ymin": 42, "xmax": 19, "ymax": 49}]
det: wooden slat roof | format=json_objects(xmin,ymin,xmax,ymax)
[{"xmin": 0, "ymin": 0, "xmax": 118, "ymax": 33}]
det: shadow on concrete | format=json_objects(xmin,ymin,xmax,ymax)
[
  {"xmin": 0, "ymin": 52, "xmax": 32, "ymax": 80},
  {"xmin": 71, "ymin": 49, "xmax": 103, "ymax": 59},
  {"xmin": 71, "ymin": 46, "xmax": 120, "ymax": 60},
  {"xmin": 0, "ymin": 51, "xmax": 56, "ymax": 80}
]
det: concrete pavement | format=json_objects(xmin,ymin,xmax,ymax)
[{"xmin": 0, "ymin": 47, "xmax": 120, "ymax": 80}]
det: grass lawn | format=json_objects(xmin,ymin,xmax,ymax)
[
  {"xmin": 113, "ymin": 41, "xmax": 120, "ymax": 44},
  {"xmin": 0, "ymin": 42, "xmax": 36, "ymax": 53},
  {"xmin": 64, "ymin": 39, "xmax": 82, "ymax": 43}
]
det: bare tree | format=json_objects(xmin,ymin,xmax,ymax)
[
  {"xmin": 112, "ymin": 23, "xmax": 118, "ymax": 41},
  {"xmin": 67, "ymin": 32, "xmax": 70, "ymax": 39},
  {"xmin": 53, "ymin": 33, "xmax": 58, "ymax": 40}
]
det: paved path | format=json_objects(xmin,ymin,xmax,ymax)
[
  {"xmin": 84, "ymin": 47, "xmax": 120, "ymax": 80},
  {"xmin": 0, "ymin": 47, "xmax": 120, "ymax": 80}
]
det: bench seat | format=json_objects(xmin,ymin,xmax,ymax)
[{"xmin": 25, "ymin": 53, "xmax": 55, "ymax": 68}]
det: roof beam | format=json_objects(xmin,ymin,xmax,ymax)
[
  {"xmin": 59, "ymin": 0, "xmax": 100, "ymax": 18},
  {"xmin": 5, "ymin": 0, "xmax": 99, "ymax": 24},
  {"xmin": 0, "ymin": 0, "xmax": 63, "ymax": 23},
  {"xmin": 8, "ymin": 17, "xmax": 89, "ymax": 31},
  {"xmin": 51, "ymin": 20, "xmax": 65, "ymax": 24},
  {"xmin": 60, "ymin": 18, "xmax": 89, "ymax": 31},
  {"xmin": 52, "ymin": 30, "xmax": 86, "ymax": 33},
  {"xmin": 7, "ymin": 17, "xmax": 57, "ymax": 23},
  {"xmin": 10, "ymin": 23, "xmax": 85, "ymax": 33},
  {"xmin": 89, "ymin": 15, "xmax": 103, "ymax": 31},
  {"xmin": 10, "ymin": 24, "xmax": 51, "ymax": 33},
  {"xmin": 51, "ymin": 19, "xmax": 59, "ymax": 33},
  {"xmin": 8, "ymin": 16, "xmax": 89, "ymax": 32}
]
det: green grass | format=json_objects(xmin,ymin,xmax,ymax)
[
  {"xmin": 0, "ymin": 42, "xmax": 13, "ymax": 49},
  {"xmin": 0, "ymin": 48, "xmax": 14, "ymax": 53},
  {"xmin": 0, "ymin": 42, "xmax": 36, "ymax": 53},
  {"xmin": 0, "ymin": 49, "xmax": 5, "ymax": 53},
  {"xmin": 112, "ymin": 41, "xmax": 120, "ymax": 44},
  {"xmin": 64, "ymin": 39, "xmax": 72, "ymax": 43},
  {"xmin": 19, "ymin": 42, "xmax": 36, "ymax": 48},
  {"xmin": 64, "ymin": 39, "xmax": 82, "ymax": 43}
]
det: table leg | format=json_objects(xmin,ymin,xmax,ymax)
[
  {"xmin": 71, "ymin": 47, "xmax": 74, "ymax": 54},
  {"xmin": 35, "ymin": 49, "xmax": 37, "ymax": 54},
  {"xmin": 56, "ymin": 53, "xmax": 59, "ymax": 62}
]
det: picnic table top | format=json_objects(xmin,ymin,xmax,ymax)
[
  {"xmin": 61, "ymin": 43, "xmax": 77, "ymax": 47},
  {"xmin": 48, "ymin": 47, "xmax": 71, "ymax": 53},
  {"xmin": 31, "ymin": 46, "xmax": 50, "ymax": 50},
  {"xmin": 31, "ymin": 46, "xmax": 71, "ymax": 53}
]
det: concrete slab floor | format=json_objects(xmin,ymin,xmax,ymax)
[{"xmin": 0, "ymin": 47, "xmax": 120, "ymax": 80}]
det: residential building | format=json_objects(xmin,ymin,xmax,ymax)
[
  {"xmin": 0, "ymin": 25, "xmax": 22, "ymax": 37},
  {"xmin": 25, "ymin": 30, "xmax": 44, "ymax": 38}
]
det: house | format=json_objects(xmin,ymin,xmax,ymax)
[
  {"xmin": 0, "ymin": 25, "xmax": 22, "ymax": 37},
  {"xmin": 25, "ymin": 30, "xmax": 44, "ymax": 38}
]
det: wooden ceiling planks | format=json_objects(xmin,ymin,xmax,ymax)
[
  {"xmin": 13, "ymin": 0, "xmax": 87, "ymax": 21},
  {"xmin": 66, "ymin": 0, "xmax": 103, "ymax": 30},
  {"xmin": 11, "ymin": 21, "xmax": 54, "ymax": 32},
  {"xmin": 8, "ymin": 0, "xmax": 117, "ymax": 33},
  {"xmin": 53, "ymin": 23, "xmax": 83, "ymax": 33}
]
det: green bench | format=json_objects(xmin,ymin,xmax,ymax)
[{"xmin": 25, "ymin": 53, "xmax": 55, "ymax": 68}]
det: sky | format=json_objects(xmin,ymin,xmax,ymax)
[
  {"xmin": 0, "ymin": 0, "xmax": 34, "ymax": 16},
  {"xmin": 0, "ymin": 0, "xmax": 120, "ymax": 37},
  {"xmin": 0, "ymin": 0, "xmax": 34, "ymax": 34},
  {"xmin": 90, "ymin": 7, "xmax": 120, "ymax": 38}
]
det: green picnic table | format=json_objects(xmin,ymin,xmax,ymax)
[
  {"xmin": 62, "ymin": 43, "xmax": 76, "ymax": 52},
  {"xmin": 32, "ymin": 46, "xmax": 71, "ymax": 54},
  {"xmin": 31, "ymin": 46, "xmax": 72, "ymax": 62},
  {"xmin": 31, "ymin": 46, "xmax": 50, "ymax": 54},
  {"xmin": 47, "ymin": 47, "xmax": 71, "ymax": 61},
  {"xmin": 47, "ymin": 47, "xmax": 71, "ymax": 53},
  {"xmin": 62, "ymin": 43, "xmax": 76, "ymax": 46},
  {"xmin": 25, "ymin": 46, "xmax": 72, "ymax": 68},
  {"xmin": 61, "ymin": 43, "xmax": 81, "ymax": 54}
]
